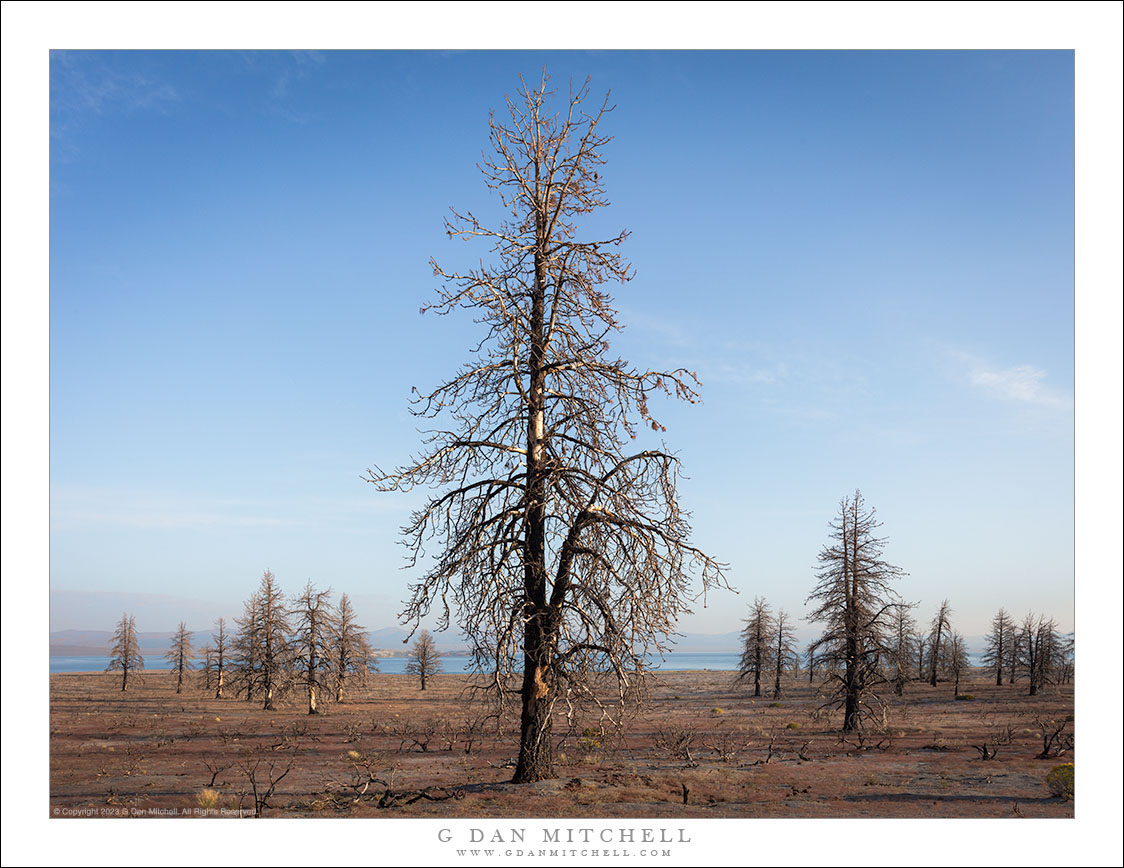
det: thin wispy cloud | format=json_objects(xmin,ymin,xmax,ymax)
[
  {"xmin": 968, "ymin": 362, "xmax": 1072, "ymax": 410},
  {"xmin": 620, "ymin": 311, "xmax": 787, "ymax": 385},
  {"xmin": 50, "ymin": 486, "xmax": 296, "ymax": 532},
  {"xmin": 234, "ymin": 50, "xmax": 326, "ymax": 124},
  {"xmin": 50, "ymin": 51, "xmax": 181, "ymax": 160},
  {"xmin": 269, "ymin": 50, "xmax": 325, "ymax": 99},
  {"xmin": 49, "ymin": 486, "xmax": 416, "ymax": 533},
  {"xmin": 707, "ymin": 361, "xmax": 787, "ymax": 386},
  {"xmin": 617, "ymin": 307, "xmax": 697, "ymax": 349},
  {"xmin": 51, "ymin": 508, "xmax": 300, "ymax": 532},
  {"xmin": 622, "ymin": 311, "xmax": 882, "ymax": 425},
  {"xmin": 51, "ymin": 51, "xmax": 179, "ymax": 118}
]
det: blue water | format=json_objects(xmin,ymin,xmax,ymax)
[
  {"xmin": 51, "ymin": 656, "xmax": 130, "ymax": 673},
  {"xmin": 50, "ymin": 652, "xmax": 744, "ymax": 674},
  {"xmin": 47, "ymin": 655, "xmax": 480, "ymax": 675}
]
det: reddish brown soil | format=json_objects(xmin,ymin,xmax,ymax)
[{"xmin": 49, "ymin": 670, "xmax": 1074, "ymax": 818}]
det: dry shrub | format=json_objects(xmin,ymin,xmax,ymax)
[{"xmin": 1045, "ymin": 763, "xmax": 1074, "ymax": 800}]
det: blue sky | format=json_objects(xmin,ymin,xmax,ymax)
[{"xmin": 45, "ymin": 49, "xmax": 1078, "ymax": 638}]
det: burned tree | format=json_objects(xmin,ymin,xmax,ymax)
[
  {"xmin": 198, "ymin": 642, "xmax": 215, "ymax": 692},
  {"xmin": 106, "ymin": 613, "xmax": 144, "ymax": 692},
  {"xmin": 292, "ymin": 581, "xmax": 335, "ymax": 714},
  {"xmin": 234, "ymin": 570, "xmax": 292, "ymax": 710},
  {"xmin": 805, "ymin": 641, "xmax": 818, "ymax": 684},
  {"xmin": 332, "ymin": 593, "xmax": 376, "ymax": 703},
  {"xmin": 1017, "ymin": 612, "xmax": 1059, "ymax": 696},
  {"xmin": 947, "ymin": 631, "xmax": 971, "ymax": 696},
  {"xmin": 806, "ymin": 491, "xmax": 905, "ymax": 732},
  {"xmin": 928, "ymin": 599, "xmax": 953, "ymax": 687},
  {"xmin": 737, "ymin": 597, "xmax": 774, "ymax": 697},
  {"xmin": 770, "ymin": 609, "xmax": 799, "ymax": 699},
  {"xmin": 888, "ymin": 601, "xmax": 918, "ymax": 696},
  {"xmin": 164, "ymin": 621, "xmax": 194, "ymax": 694},
  {"xmin": 405, "ymin": 629, "xmax": 442, "ymax": 691},
  {"xmin": 1057, "ymin": 631, "xmax": 1075, "ymax": 684},
  {"xmin": 212, "ymin": 617, "xmax": 229, "ymax": 699},
  {"xmin": 913, "ymin": 628, "xmax": 928, "ymax": 682},
  {"xmin": 255, "ymin": 569, "xmax": 293, "ymax": 710},
  {"xmin": 231, "ymin": 593, "xmax": 261, "ymax": 702},
  {"xmin": 366, "ymin": 73, "xmax": 726, "ymax": 782},
  {"xmin": 982, "ymin": 608, "xmax": 1014, "ymax": 686}
]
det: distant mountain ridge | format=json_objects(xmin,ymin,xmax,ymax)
[{"xmin": 50, "ymin": 629, "xmax": 182, "ymax": 657}]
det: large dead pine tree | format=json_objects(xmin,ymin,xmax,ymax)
[
  {"xmin": 332, "ymin": 593, "xmax": 376, "ymax": 703},
  {"xmin": 163, "ymin": 621, "xmax": 194, "ymax": 694},
  {"xmin": 806, "ymin": 491, "xmax": 905, "ymax": 732},
  {"xmin": 292, "ymin": 581, "xmax": 335, "ymax": 715},
  {"xmin": 982, "ymin": 608, "xmax": 1014, "ymax": 687},
  {"xmin": 737, "ymin": 597, "xmax": 774, "ymax": 698},
  {"xmin": 367, "ymin": 73, "xmax": 727, "ymax": 783},
  {"xmin": 770, "ymin": 609, "xmax": 799, "ymax": 699},
  {"xmin": 234, "ymin": 570, "xmax": 293, "ymax": 710},
  {"xmin": 106, "ymin": 613, "xmax": 144, "ymax": 692},
  {"xmin": 405, "ymin": 629, "xmax": 442, "ymax": 691}
]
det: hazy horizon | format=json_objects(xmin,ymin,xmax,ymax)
[{"xmin": 47, "ymin": 584, "xmax": 1071, "ymax": 641}]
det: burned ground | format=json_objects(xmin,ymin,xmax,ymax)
[{"xmin": 49, "ymin": 670, "xmax": 1074, "ymax": 818}]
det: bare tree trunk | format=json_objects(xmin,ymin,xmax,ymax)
[
  {"xmin": 175, "ymin": 644, "xmax": 185, "ymax": 694},
  {"xmin": 513, "ymin": 213, "xmax": 555, "ymax": 784},
  {"xmin": 514, "ymin": 617, "xmax": 553, "ymax": 783},
  {"xmin": 998, "ymin": 635, "xmax": 1006, "ymax": 685},
  {"xmin": 929, "ymin": 624, "xmax": 941, "ymax": 686},
  {"xmin": 1027, "ymin": 635, "xmax": 1039, "ymax": 696},
  {"xmin": 307, "ymin": 643, "xmax": 319, "ymax": 713},
  {"xmin": 841, "ymin": 505, "xmax": 859, "ymax": 732},
  {"xmin": 215, "ymin": 619, "xmax": 226, "ymax": 698},
  {"xmin": 929, "ymin": 601, "xmax": 951, "ymax": 688},
  {"xmin": 772, "ymin": 614, "xmax": 792, "ymax": 700},
  {"xmin": 843, "ymin": 635, "xmax": 859, "ymax": 732},
  {"xmin": 263, "ymin": 627, "xmax": 275, "ymax": 710}
]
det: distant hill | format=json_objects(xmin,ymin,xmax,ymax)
[
  {"xmin": 50, "ymin": 629, "xmax": 184, "ymax": 657},
  {"xmin": 665, "ymin": 631, "xmax": 741, "ymax": 653}
]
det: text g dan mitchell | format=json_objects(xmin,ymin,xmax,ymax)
[{"xmin": 438, "ymin": 828, "xmax": 691, "ymax": 844}]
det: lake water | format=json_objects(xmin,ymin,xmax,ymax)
[
  {"xmin": 51, "ymin": 651, "xmax": 994, "ymax": 675},
  {"xmin": 50, "ymin": 652, "xmax": 744, "ymax": 675}
]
